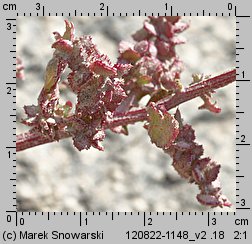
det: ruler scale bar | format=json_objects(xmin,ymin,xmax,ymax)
[{"xmin": 1, "ymin": 0, "xmax": 251, "ymax": 243}]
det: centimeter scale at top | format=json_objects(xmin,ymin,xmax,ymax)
[{"xmin": 1, "ymin": 2, "xmax": 252, "ymax": 17}]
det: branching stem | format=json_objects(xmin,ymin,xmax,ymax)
[{"xmin": 16, "ymin": 68, "xmax": 235, "ymax": 152}]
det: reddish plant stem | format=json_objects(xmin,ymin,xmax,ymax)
[
  {"xmin": 16, "ymin": 131, "xmax": 70, "ymax": 152},
  {"xmin": 112, "ymin": 69, "xmax": 236, "ymax": 126},
  {"xmin": 16, "ymin": 69, "xmax": 236, "ymax": 152}
]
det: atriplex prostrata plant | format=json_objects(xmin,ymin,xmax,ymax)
[{"xmin": 17, "ymin": 17, "xmax": 235, "ymax": 208}]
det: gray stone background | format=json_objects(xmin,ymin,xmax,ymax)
[{"xmin": 16, "ymin": 17, "xmax": 236, "ymax": 212}]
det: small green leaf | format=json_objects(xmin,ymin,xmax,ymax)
[
  {"xmin": 44, "ymin": 58, "xmax": 60, "ymax": 92},
  {"xmin": 137, "ymin": 75, "xmax": 151, "ymax": 85},
  {"xmin": 147, "ymin": 103, "xmax": 179, "ymax": 149},
  {"xmin": 121, "ymin": 49, "xmax": 141, "ymax": 63}
]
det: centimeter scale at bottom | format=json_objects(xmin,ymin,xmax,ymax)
[{"xmin": 3, "ymin": 211, "xmax": 250, "ymax": 242}]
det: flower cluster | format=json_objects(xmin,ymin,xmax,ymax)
[
  {"xmin": 23, "ymin": 20, "xmax": 131, "ymax": 151},
  {"xmin": 116, "ymin": 17, "xmax": 188, "ymax": 113},
  {"xmin": 164, "ymin": 110, "xmax": 231, "ymax": 207}
]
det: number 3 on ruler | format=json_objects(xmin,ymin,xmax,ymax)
[
  {"xmin": 36, "ymin": 3, "xmax": 40, "ymax": 11},
  {"xmin": 211, "ymin": 218, "xmax": 217, "ymax": 225}
]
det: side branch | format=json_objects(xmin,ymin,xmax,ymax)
[
  {"xmin": 158, "ymin": 69, "xmax": 236, "ymax": 111},
  {"xmin": 16, "ymin": 69, "xmax": 236, "ymax": 152}
]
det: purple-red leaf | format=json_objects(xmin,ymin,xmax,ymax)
[
  {"xmin": 89, "ymin": 60, "xmax": 117, "ymax": 76},
  {"xmin": 118, "ymin": 41, "xmax": 141, "ymax": 63},
  {"xmin": 16, "ymin": 57, "xmax": 25, "ymax": 80}
]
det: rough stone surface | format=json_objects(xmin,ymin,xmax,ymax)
[{"xmin": 17, "ymin": 16, "xmax": 235, "ymax": 212}]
